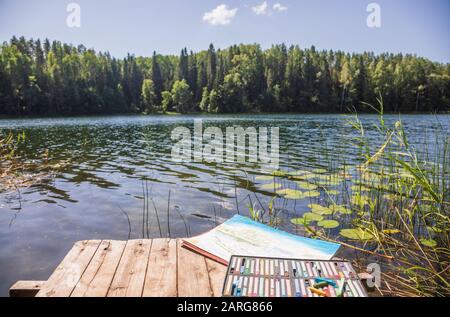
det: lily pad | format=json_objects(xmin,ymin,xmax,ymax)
[
  {"xmin": 325, "ymin": 190, "xmax": 339, "ymax": 195},
  {"xmin": 295, "ymin": 181, "xmax": 317, "ymax": 191},
  {"xmin": 260, "ymin": 183, "xmax": 282, "ymax": 190},
  {"xmin": 420, "ymin": 238, "xmax": 437, "ymax": 248},
  {"xmin": 278, "ymin": 189, "xmax": 305, "ymax": 200},
  {"xmin": 290, "ymin": 217, "xmax": 310, "ymax": 226},
  {"xmin": 332, "ymin": 205, "xmax": 353, "ymax": 215},
  {"xmin": 303, "ymin": 191, "xmax": 320, "ymax": 198},
  {"xmin": 255, "ymin": 175, "xmax": 275, "ymax": 181},
  {"xmin": 308, "ymin": 204, "xmax": 333, "ymax": 215},
  {"xmin": 272, "ymin": 170, "xmax": 287, "ymax": 177},
  {"xmin": 351, "ymin": 185, "xmax": 371, "ymax": 192},
  {"xmin": 303, "ymin": 212, "xmax": 324, "ymax": 222},
  {"xmin": 317, "ymin": 220, "xmax": 340, "ymax": 229},
  {"xmin": 339, "ymin": 228, "xmax": 374, "ymax": 241}
]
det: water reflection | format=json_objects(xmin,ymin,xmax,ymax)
[{"xmin": 0, "ymin": 114, "xmax": 448, "ymax": 296}]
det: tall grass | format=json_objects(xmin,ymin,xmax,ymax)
[{"xmin": 249, "ymin": 102, "xmax": 449, "ymax": 297}]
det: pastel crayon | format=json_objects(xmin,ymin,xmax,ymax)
[
  {"xmin": 280, "ymin": 261, "xmax": 284, "ymax": 276},
  {"xmin": 305, "ymin": 280, "xmax": 313, "ymax": 297},
  {"xmin": 336, "ymin": 278, "xmax": 346, "ymax": 297},
  {"xmin": 300, "ymin": 279, "xmax": 307, "ymax": 297},
  {"xmin": 314, "ymin": 277, "xmax": 337, "ymax": 287},
  {"xmin": 270, "ymin": 279, "xmax": 275, "ymax": 297},
  {"xmin": 300, "ymin": 261, "xmax": 308, "ymax": 277},
  {"xmin": 281, "ymin": 279, "xmax": 286, "ymax": 297},
  {"xmin": 305, "ymin": 262, "xmax": 313, "ymax": 277},
  {"xmin": 294, "ymin": 279, "xmax": 301, "ymax": 297},
  {"xmin": 265, "ymin": 259, "xmax": 269, "ymax": 276},
  {"xmin": 253, "ymin": 276, "xmax": 259, "ymax": 296},
  {"xmin": 242, "ymin": 277, "xmax": 248, "ymax": 296},
  {"xmin": 275, "ymin": 279, "xmax": 280, "ymax": 297},
  {"xmin": 286, "ymin": 279, "xmax": 292, "ymax": 297},
  {"xmin": 248, "ymin": 276, "xmax": 254, "ymax": 297},
  {"xmin": 230, "ymin": 257, "xmax": 237, "ymax": 273},
  {"xmin": 259, "ymin": 277, "xmax": 265, "ymax": 297},
  {"xmin": 329, "ymin": 285, "xmax": 336, "ymax": 297},
  {"xmin": 349, "ymin": 280, "xmax": 362, "ymax": 297},
  {"xmin": 265, "ymin": 278, "xmax": 269, "ymax": 297},
  {"xmin": 309, "ymin": 287, "xmax": 327, "ymax": 297},
  {"xmin": 291, "ymin": 261, "xmax": 298, "ymax": 277},
  {"xmin": 313, "ymin": 281, "xmax": 329, "ymax": 289}
]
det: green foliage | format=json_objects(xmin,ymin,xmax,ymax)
[
  {"xmin": 171, "ymin": 80, "xmax": 193, "ymax": 114},
  {"xmin": 0, "ymin": 36, "xmax": 448, "ymax": 116},
  {"xmin": 140, "ymin": 79, "xmax": 157, "ymax": 113}
]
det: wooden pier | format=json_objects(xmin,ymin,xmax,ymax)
[{"xmin": 10, "ymin": 239, "xmax": 227, "ymax": 297}]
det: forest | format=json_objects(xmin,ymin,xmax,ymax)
[{"xmin": 0, "ymin": 36, "xmax": 449, "ymax": 116}]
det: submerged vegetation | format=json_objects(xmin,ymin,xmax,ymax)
[
  {"xmin": 0, "ymin": 36, "xmax": 449, "ymax": 116},
  {"xmin": 0, "ymin": 131, "xmax": 64, "ymax": 194},
  {"xmin": 250, "ymin": 102, "xmax": 449, "ymax": 297}
]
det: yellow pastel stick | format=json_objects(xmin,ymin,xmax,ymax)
[{"xmin": 309, "ymin": 287, "xmax": 327, "ymax": 297}]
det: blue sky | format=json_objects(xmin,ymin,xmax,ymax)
[{"xmin": 0, "ymin": 0, "xmax": 449, "ymax": 62}]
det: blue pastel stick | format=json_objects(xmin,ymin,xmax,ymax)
[{"xmin": 314, "ymin": 277, "xmax": 337, "ymax": 287}]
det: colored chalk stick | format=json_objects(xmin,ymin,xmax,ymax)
[
  {"xmin": 309, "ymin": 287, "xmax": 327, "ymax": 297},
  {"xmin": 314, "ymin": 277, "xmax": 337, "ymax": 287}
]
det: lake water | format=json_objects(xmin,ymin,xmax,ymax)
[{"xmin": 0, "ymin": 114, "xmax": 448, "ymax": 296}]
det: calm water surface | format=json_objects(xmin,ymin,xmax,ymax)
[{"xmin": 0, "ymin": 114, "xmax": 448, "ymax": 296}]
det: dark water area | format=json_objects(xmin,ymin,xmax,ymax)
[{"xmin": 0, "ymin": 114, "xmax": 448, "ymax": 296}]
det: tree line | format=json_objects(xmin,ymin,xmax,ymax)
[{"xmin": 0, "ymin": 36, "xmax": 448, "ymax": 116}]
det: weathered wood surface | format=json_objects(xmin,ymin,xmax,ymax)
[
  {"xmin": 9, "ymin": 281, "xmax": 45, "ymax": 297},
  {"xmin": 12, "ymin": 239, "xmax": 227, "ymax": 297}
]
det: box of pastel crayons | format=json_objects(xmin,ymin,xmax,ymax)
[{"xmin": 222, "ymin": 255, "xmax": 368, "ymax": 298}]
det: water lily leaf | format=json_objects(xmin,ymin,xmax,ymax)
[
  {"xmin": 289, "ymin": 170, "xmax": 309, "ymax": 176},
  {"xmin": 295, "ymin": 181, "xmax": 317, "ymax": 190},
  {"xmin": 255, "ymin": 175, "xmax": 275, "ymax": 181},
  {"xmin": 278, "ymin": 189, "xmax": 305, "ymax": 200},
  {"xmin": 420, "ymin": 238, "xmax": 437, "ymax": 248},
  {"xmin": 303, "ymin": 212, "xmax": 323, "ymax": 222},
  {"xmin": 339, "ymin": 228, "xmax": 374, "ymax": 241},
  {"xmin": 317, "ymin": 220, "xmax": 340, "ymax": 229},
  {"xmin": 260, "ymin": 183, "xmax": 282, "ymax": 190},
  {"xmin": 325, "ymin": 190, "xmax": 339, "ymax": 195},
  {"xmin": 308, "ymin": 204, "xmax": 332, "ymax": 215},
  {"xmin": 303, "ymin": 191, "xmax": 320, "ymax": 198},
  {"xmin": 312, "ymin": 168, "xmax": 327, "ymax": 174},
  {"xmin": 272, "ymin": 170, "xmax": 287, "ymax": 177},
  {"xmin": 290, "ymin": 217, "xmax": 310, "ymax": 226},
  {"xmin": 332, "ymin": 205, "xmax": 353, "ymax": 215},
  {"xmin": 351, "ymin": 185, "xmax": 371, "ymax": 192}
]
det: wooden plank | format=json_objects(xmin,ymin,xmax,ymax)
[
  {"xmin": 177, "ymin": 240, "xmax": 213, "ymax": 297},
  {"xmin": 36, "ymin": 240, "xmax": 101, "ymax": 297},
  {"xmin": 205, "ymin": 259, "xmax": 227, "ymax": 297},
  {"xmin": 9, "ymin": 281, "xmax": 46, "ymax": 297},
  {"xmin": 107, "ymin": 239, "xmax": 152, "ymax": 297},
  {"xmin": 71, "ymin": 240, "xmax": 127, "ymax": 297},
  {"xmin": 142, "ymin": 239, "xmax": 177, "ymax": 297}
]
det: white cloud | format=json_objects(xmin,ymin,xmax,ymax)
[
  {"xmin": 252, "ymin": 1, "xmax": 269, "ymax": 16},
  {"xmin": 203, "ymin": 4, "xmax": 238, "ymax": 26},
  {"xmin": 273, "ymin": 3, "xmax": 288, "ymax": 12}
]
